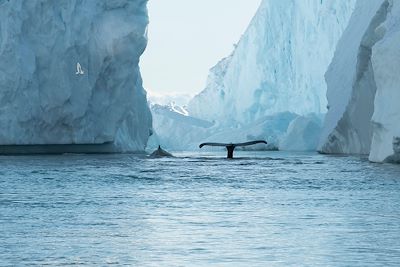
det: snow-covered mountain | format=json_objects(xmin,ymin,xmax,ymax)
[
  {"xmin": 0, "ymin": 0, "xmax": 152, "ymax": 152},
  {"xmin": 148, "ymin": 93, "xmax": 193, "ymax": 108},
  {"xmin": 189, "ymin": 0, "xmax": 357, "ymax": 125},
  {"xmin": 148, "ymin": 102, "xmax": 214, "ymax": 150},
  {"xmin": 320, "ymin": 0, "xmax": 400, "ymax": 163}
]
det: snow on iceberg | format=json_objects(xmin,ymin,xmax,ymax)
[{"xmin": 0, "ymin": 0, "xmax": 152, "ymax": 153}]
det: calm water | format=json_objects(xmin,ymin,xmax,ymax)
[{"xmin": 1, "ymin": 151, "xmax": 400, "ymax": 266}]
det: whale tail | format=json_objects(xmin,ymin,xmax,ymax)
[{"xmin": 199, "ymin": 140, "xmax": 267, "ymax": 158}]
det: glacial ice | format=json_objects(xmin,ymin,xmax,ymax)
[
  {"xmin": 0, "ymin": 0, "xmax": 152, "ymax": 152},
  {"xmin": 189, "ymin": 0, "xmax": 356, "ymax": 125},
  {"xmin": 319, "ymin": 0, "xmax": 388, "ymax": 155},
  {"xmin": 280, "ymin": 114, "xmax": 323, "ymax": 152},
  {"xmin": 320, "ymin": 0, "xmax": 400, "ymax": 163},
  {"xmin": 188, "ymin": 55, "xmax": 232, "ymax": 122},
  {"xmin": 370, "ymin": 0, "xmax": 400, "ymax": 163}
]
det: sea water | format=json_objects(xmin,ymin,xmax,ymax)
[{"xmin": 1, "ymin": 151, "xmax": 400, "ymax": 266}]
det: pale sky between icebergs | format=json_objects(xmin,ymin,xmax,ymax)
[{"xmin": 140, "ymin": 0, "xmax": 262, "ymax": 98}]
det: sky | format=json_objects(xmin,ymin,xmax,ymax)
[{"xmin": 140, "ymin": 0, "xmax": 262, "ymax": 97}]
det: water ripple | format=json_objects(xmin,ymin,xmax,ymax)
[{"xmin": 0, "ymin": 151, "xmax": 399, "ymax": 266}]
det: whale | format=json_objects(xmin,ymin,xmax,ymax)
[
  {"xmin": 199, "ymin": 140, "xmax": 267, "ymax": 159},
  {"xmin": 149, "ymin": 145, "xmax": 174, "ymax": 158}
]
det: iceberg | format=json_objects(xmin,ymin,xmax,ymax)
[
  {"xmin": 189, "ymin": 0, "xmax": 356, "ymax": 125},
  {"xmin": 320, "ymin": 0, "xmax": 400, "ymax": 163},
  {"xmin": 370, "ymin": 0, "xmax": 400, "ymax": 163},
  {"xmin": 187, "ymin": 55, "xmax": 232, "ymax": 122},
  {"xmin": 319, "ymin": 0, "xmax": 388, "ymax": 155},
  {"xmin": 0, "ymin": 0, "xmax": 152, "ymax": 153},
  {"xmin": 280, "ymin": 114, "xmax": 323, "ymax": 152}
]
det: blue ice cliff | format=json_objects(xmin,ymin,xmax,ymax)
[
  {"xmin": 319, "ymin": 0, "xmax": 400, "ymax": 163},
  {"xmin": 0, "ymin": 0, "xmax": 152, "ymax": 152}
]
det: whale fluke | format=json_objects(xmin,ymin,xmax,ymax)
[{"xmin": 199, "ymin": 140, "xmax": 267, "ymax": 158}]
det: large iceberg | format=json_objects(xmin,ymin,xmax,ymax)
[
  {"xmin": 189, "ymin": 0, "xmax": 356, "ymax": 125},
  {"xmin": 320, "ymin": 0, "xmax": 400, "ymax": 163},
  {"xmin": 319, "ymin": 0, "xmax": 389, "ymax": 155},
  {"xmin": 370, "ymin": 0, "xmax": 400, "ymax": 163},
  {"xmin": 0, "ymin": 0, "xmax": 152, "ymax": 153}
]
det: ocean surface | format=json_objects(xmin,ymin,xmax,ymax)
[{"xmin": 1, "ymin": 151, "xmax": 400, "ymax": 266}]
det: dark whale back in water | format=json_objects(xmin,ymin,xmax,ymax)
[
  {"xmin": 199, "ymin": 140, "xmax": 268, "ymax": 159},
  {"xmin": 149, "ymin": 146, "xmax": 174, "ymax": 158}
]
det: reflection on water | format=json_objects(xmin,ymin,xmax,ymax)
[{"xmin": 1, "ymin": 151, "xmax": 400, "ymax": 266}]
